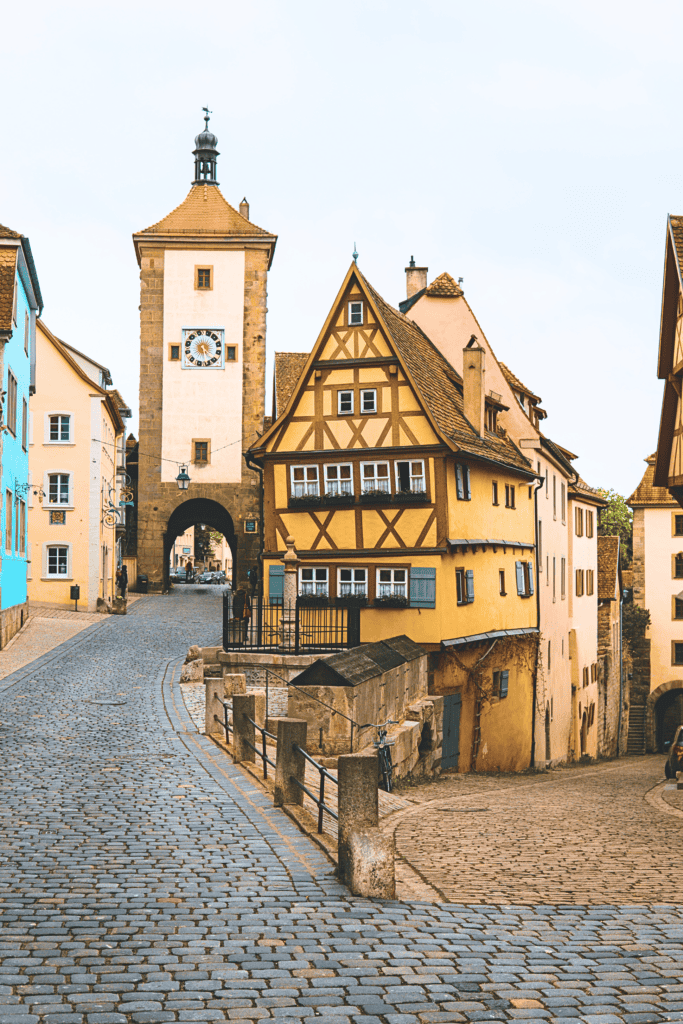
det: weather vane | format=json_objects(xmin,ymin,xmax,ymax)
[
  {"xmin": 353, "ymin": 241, "xmax": 359, "ymax": 264},
  {"xmin": 202, "ymin": 106, "xmax": 212, "ymax": 128}
]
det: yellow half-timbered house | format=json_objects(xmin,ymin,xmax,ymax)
[{"xmin": 249, "ymin": 264, "xmax": 541, "ymax": 771}]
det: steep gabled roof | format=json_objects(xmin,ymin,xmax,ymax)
[
  {"xmin": 0, "ymin": 224, "xmax": 21, "ymax": 239},
  {"xmin": 570, "ymin": 475, "xmax": 607, "ymax": 507},
  {"xmin": 136, "ymin": 185, "xmax": 272, "ymax": 238},
  {"xmin": 629, "ymin": 453, "xmax": 678, "ymax": 507},
  {"xmin": 253, "ymin": 264, "xmax": 534, "ymax": 477},
  {"xmin": 597, "ymin": 535, "xmax": 621, "ymax": 600},
  {"xmin": 0, "ymin": 247, "xmax": 17, "ymax": 333},
  {"xmin": 425, "ymin": 272, "xmax": 464, "ymax": 298},
  {"xmin": 499, "ymin": 362, "xmax": 542, "ymax": 402},
  {"xmin": 274, "ymin": 352, "xmax": 308, "ymax": 419}
]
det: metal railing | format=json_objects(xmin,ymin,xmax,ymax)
[
  {"xmin": 290, "ymin": 744, "xmax": 338, "ymax": 833},
  {"xmin": 223, "ymin": 594, "xmax": 361, "ymax": 653},
  {"xmin": 212, "ymin": 699, "xmax": 232, "ymax": 744},
  {"xmin": 244, "ymin": 716, "xmax": 277, "ymax": 779}
]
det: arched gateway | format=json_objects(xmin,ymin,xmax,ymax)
[
  {"xmin": 132, "ymin": 114, "xmax": 277, "ymax": 591},
  {"xmin": 646, "ymin": 680, "xmax": 683, "ymax": 751}
]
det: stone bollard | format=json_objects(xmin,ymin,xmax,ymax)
[
  {"xmin": 233, "ymin": 693, "xmax": 256, "ymax": 765},
  {"xmin": 274, "ymin": 718, "xmax": 308, "ymax": 807},
  {"xmin": 677, "ymin": 771, "xmax": 683, "ymax": 791},
  {"xmin": 205, "ymin": 677, "xmax": 226, "ymax": 741},
  {"xmin": 223, "ymin": 673, "xmax": 246, "ymax": 696},
  {"xmin": 337, "ymin": 751, "xmax": 395, "ymax": 899}
]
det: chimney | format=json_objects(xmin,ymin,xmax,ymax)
[
  {"xmin": 405, "ymin": 256, "xmax": 428, "ymax": 299},
  {"xmin": 239, "ymin": 197, "xmax": 250, "ymax": 220},
  {"xmin": 463, "ymin": 335, "xmax": 485, "ymax": 436}
]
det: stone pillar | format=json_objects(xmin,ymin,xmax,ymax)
[
  {"xmin": 280, "ymin": 536, "xmax": 299, "ymax": 651},
  {"xmin": 223, "ymin": 673, "xmax": 246, "ymax": 696},
  {"xmin": 274, "ymin": 718, "xmax": 308, "ymax": 806},
  {"xmin": 232, "ymin": 693, "xmax": 256, "ymax": 764},
  {"xmin": 337, "ymin": 752, "xmax": 395, "ymax": 898},
  {"xmin": 205, "ymin": 678, "xmax": 225, "ymax": 740}
]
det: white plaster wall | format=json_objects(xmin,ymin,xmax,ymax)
[
  {"xmin": 644, "ymin": 507, "xmax": 683, "ymax": 691},
  {"xmin": 161, "ymin": 249, "xmax": 245, "ymax": 483},
  {"xmin": 569, "ymin": 498, "xmax": 599, "ymax": 758}
]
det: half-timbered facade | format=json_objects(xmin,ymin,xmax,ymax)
[{"xmin": 655, "ymin": 216, "xmax": 683, "ymax": 505}]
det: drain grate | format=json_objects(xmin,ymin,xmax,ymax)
[{"xmin": 88, "ymin": 699, "xmax": 128, "ymax": 706}]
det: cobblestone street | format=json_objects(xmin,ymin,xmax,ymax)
[{"xmin": 2, "ymin": 586, "xmax": 683, "ymax": 1024}]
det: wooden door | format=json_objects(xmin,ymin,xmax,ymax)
[{"xmin": 442, "ymin": 693, "xmax": 461, "ymax": 769}]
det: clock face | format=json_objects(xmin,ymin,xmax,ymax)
[{"xmin": 182, "ymin": 328, "xmax": 224, "ymax": 368}]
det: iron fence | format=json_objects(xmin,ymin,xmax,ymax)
[
  {"xmin": 290, "ymin": 743, "xmax": 339, "ymax": 833},
  {"xmin": 244, "ymin": 716, "xmax": 277, "ymax": 779},
  {"xmin": 223, "ymin": 594, "xmax": 361, "ymax": 653}
]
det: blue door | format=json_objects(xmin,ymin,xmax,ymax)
[{"xmin": 442, "ymin": 693, "xmax": 461, "ymax": 769}]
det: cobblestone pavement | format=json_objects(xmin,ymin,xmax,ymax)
[{"xmin": 2, "ymin": 587, "xmax": 683, "ymax": 1024}]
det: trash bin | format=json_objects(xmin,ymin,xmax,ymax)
[{"xmin": 137, "ymin": 573, "xmax": 149, "ymax": 594}]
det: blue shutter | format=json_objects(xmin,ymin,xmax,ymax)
[
  {"xmin": 269, "ymin": 564, "xmax": 284, "ymax": 605},
  {"xmin": 465, "ymin": 569, "xmax": 474, "ymax": 603},
  {"xmin": 527, "ymin": 561, "xmax": 534, "ymax": 595},
  {"xmin": 464, "ymin": 466, "xmax": 471, "ymax": 500},
  {"xmin": 456, "ymin": 464, "xmax": 464, "ymax": 500},
  {"xmin": 500, "ymin": 670, "xmax": 509, "ymax": 698},
  {"xmin": 515, "ymin": 561, "xmax": 525, "ymax": 595},
  {"xmin": 410, "ymin": 567, "xmax": 436, "ymax": 608}
]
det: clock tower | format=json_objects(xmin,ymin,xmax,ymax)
[{"xmin": 133, "ymin": 114, "xmax": 277, "ymax": 590}]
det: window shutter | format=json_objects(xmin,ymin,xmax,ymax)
[
  {"xmin": 410, "ymin": 567, "xmax": 436, "ymax": 608},
  {"xmin": 464, "ymin": 466, "xmax": 471, "ymax": 500},
  {"xmin": 527, "ymin": 561, "xmax": 534, "ymax": 595},
  {"xmin": 269, "ymin": 565, "xmax": 285, "ymax": 605},
  {"xmin": 515, "ymin": 561, "xmax": 525, "ymax": 595},
  {"xmin": 500, "ymin": 670, "xmax": 509, "ymax": 698},
  {"xmin": 456, "ymin": 464, "xmax": 464, "ymax": 500},
  {"xmin": 465, "ymin": 569, "xmax": 474, "ymax": 603}
]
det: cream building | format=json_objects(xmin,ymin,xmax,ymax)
[
  {"xmin": 401, "ymin": 263, "xmax": 605, "ymax": 763},
  {"xmin": 28, "ymin": 321, "xmax": 128, "ymax": 610}
]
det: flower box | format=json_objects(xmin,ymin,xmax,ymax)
[
  {"xmin": 297, "ymin": 593, "xmax": 329, "ymax": 606},
  {"xmin": 373, "ymin": 595, "xmax": 408, "ymax": 608},
  {"xmin": 322, "ymin": 492, "xmax": 355, "ymax": 507},
  {"xmin": 394, "ymin": 489, "xmax": 428, "ymax": 503},
  {"xmin": 359, "ymin": 489, "xmax": 392, "ymax": 504},
  {"xmin": 335, "ymin": 595, "xmax": 368, "ymax": 607},
  {"xmin": 288, "ymin": 494, "xmax": 322, "ymax": 508}
]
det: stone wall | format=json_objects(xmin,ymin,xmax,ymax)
[
  {"xmin": 597, "ymin": 601, "xmax": 622, "ymax": 757},
  {"xmin": 0, "ymin": 601, "xmax": 28, "ymax": 648}
]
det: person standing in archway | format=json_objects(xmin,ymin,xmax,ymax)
[
  {"xmin": 186, "ymin": 558, "xmax": 193, "ymax": 583},
  {"xmin": 232, "ymin": 582, "xmax": 252, "ymax": 643}
]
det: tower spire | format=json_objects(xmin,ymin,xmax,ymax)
[{"xmin": 192, "ymin": 108, "xmax": 220, "ymax": 186}]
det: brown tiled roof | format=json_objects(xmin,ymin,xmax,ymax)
[
  {"xmin": 628, "ymin": 453, "xmax": 677, "ymax": 507},
  {"xmin": 360, "ymin": 271, "xmax": 533, "ymax": 475},
  {"xmin": 274, "ymin": 352, "xmax": 308, "ymax": 417},
  {"xmin": 0, "ymin": 247, "xmax": 17, "ymax": 332},
  {"xmin": 499, "ymin": 362, "xmax": 541, "ymax": 402},
  {"xmin": 425, "ymin": 272, "xmax": 463, "ymax": 298},
  {"xmin": 597, "ymin": 535, "xmax": 620, "ymax": 599},
  {"xmin": 108, "ymin": 388, "xmax": 131, "ymax": 416},
  {"xmin": 669, "ymin": 216, "xmax": 683, "ymax": 279},
  {"xmin": 0, "ymin": 224, "xmax": 21, "ymax": 239},
  {"xmin": 136, "ymin": 185, "xmax": 272, "ymax": 237},
  {"xmin": 569, "ymin": 476, "xmax": 607, "ymax": 506}
]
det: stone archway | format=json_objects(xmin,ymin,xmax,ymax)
[
  {"xmin": 164, "ymin": 498, "xmax": 237, "ymax": 591},
  {"xmin": 645, "ymin": 680, "xmax": 683, "ymax": 751}
]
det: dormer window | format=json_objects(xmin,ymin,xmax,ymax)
[
  {"xmin": 348, "ymin": 301, "xmax": 363, "ymax": 326},
  {"xmin": 486, "ymin": 405, "xmax": 498, "ymax": 432},
  {"xmin": 517, "ymin": 393, "xmax": 525, "ymax": 408}
]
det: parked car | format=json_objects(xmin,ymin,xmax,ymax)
[
  {"xmin": 197, "ymin": 571, "xmax": 212, "ymax": 584},
  {"xmin": 170, "ymin": 568, "xmax": 187, "ymax": 583},
  {"xmin": 664, "ymin": 724, "xmax": 683, "ymax": 778}
]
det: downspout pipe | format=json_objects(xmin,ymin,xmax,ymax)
[
  {"xmin": 244, "ymin": 452, "xmax": 265, "ymax": 590},
  {"xmin": 531, "ymin": 473, "xmax": 545, "ymax": 769}
]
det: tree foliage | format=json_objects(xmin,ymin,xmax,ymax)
[{"xmin": 597, "ymin": 488, "xmax": 633, "ymax": 565}]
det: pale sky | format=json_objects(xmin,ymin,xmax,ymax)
[{"xmin": 3, "ymin": 0, "xmax": 681, "ymax": 497}]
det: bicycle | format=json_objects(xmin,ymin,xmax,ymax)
[{"xmin": 361, "ymin": 720, "xmax": 398, "ymax": 792}]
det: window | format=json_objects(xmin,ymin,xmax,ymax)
[
  {"xmin": 395, "ymin": 460, "xmax": 425, "ymax": 495},
  {"xmin": 561, "ymin": 482, "xmax": 566, "ymax": 523},
  {"xmin": 586, "ymin": 510, "xmax": 594, "ymax": 538},
  {"xmin": 674, "ymin": 598, "xmax": 683, "ymax": 619},
  {"xmin": 195, "ymin": 266, "xmax": 212, "ymax": 290},
  {"xmin": 50, "ymin": 415, "xmax": 72, "ymax": 443},
  {"xmin": 538, "ymin": 520, "xmax": 542, "ymax": 567},
  {"xmin": 169, "ymin": 344, "xmax": 180, "ymax": 361},
  {"xmin": 675, "ymin": 515, "xmax": 683, "ymax": 536},
  {"xmin": 193, "ymin": 440, "xmax": 210, "ymax": 464},
  {"xmin": 575, "ymin": 507, "xmax": 584, "ymax": 536},
  {"xmin": 515, "ymin": 560, "xmax": 534, "ymax": 597},
  {"xmin": 545, "ymin": 469, "xmax": 548, "ymax": 496},
  {"xmin": 576, "ymin": 569, "xmax": 584, "ymax": 597},
  {"xmin": 24, "ymin": 311, "xmax": 29, "ymax": 355},
  {"xmin": 553, "ymin": 557, "xmax": 556, "ymax": 602},
  {"xmin": 48, "ymin": 474, "xmax": 70, "ymax": 505},
  {"xmin": 505, "ymin": 484, "xmax": 516, "ymax": 509},
  {"xmin": 548, "ymin": 641, "xmax": 552, "ymax": 673},
  {"xmin": 324, "ymin": 464, "xmax": 353, "ymax": 496},
  {"xmin": 486, "ymin": 405, "xmax": 498, "ymax": 432},
  {"xmin": 5, "ymin": 490, "xmax": 12, "ymax": 554},
  {"xmin": 492, "ymin": 481, "xmax": 499, "ymax": 506},
  {"xmin": 456, "ymin": 568, "xmax": 474, "ymax": 605},
  {"xmin": 586, "ymin": 569, "xmax": 594, "ymax": 595},
  {"xmin": 338, "ymin": 390, "xmax": 354, "ymax": 415},
  {"xmin": 361, "ymin": 461, "xmax": 390, "ymax": 493},
  {"xmin": 299, "ymin": 567, "xmax": 328, "ymax": 597},
  {"xmin": 493, "ymin": 669, "xmax": 509, "ymax": 699},
  {"xmin": 46, "ymin": 545, "xmax": 69, "ymax": 578},
  {"xmin": 348, "ymin": 301, "xmax": 363, "ymax": 325},
  {"xmin": 553, "ymin": 476, "xmax": 557, "ymax": 519},
  {"xmin": 360, "ymin": 389, "xmax": 377, "ymax": 414},
  {"xmin": 673, "ymin": 642, "xmax": 683, "ymax": 666},
  {"xmin": 377, "ymin": 567, "xmax": 407, "ymax": 599},
  {"xmin": 676, "ymin": 554, "xmax": 683, "ymax": 579},
  {"xmin": 226, "ymin": 346, "xmax": 237, "ymax": 361},
  {"xmin": 583, "ymin": 666, "xmax": 589, "ymax": 687},
  {"xmin": 338, "ymin": 567, "xmax": 367, "ymax": 598},
  {"xmin": 561, "ymin": 557, "xmax": 566, "ymax": 599},
  {"xmin": 18, "ymin": 500, "xmax": 25, "ymax": 555},
  {"xmin": 499, "ymin": 570, "xmax": 506, "ymax": 596},
  {"xmin": 455, "ymin": 464, "xmax": 471, "ymax": 500},
  {"xmin": 291, "ymin": 465, "xmax": 319, "ymax": 498},
  {"xmin": 21, "ymin": 399, "xmax": 27, "ymax": 451},
  {"xmin": 6, "ymin": 370, "xmax": 17, "ymax": 436}
]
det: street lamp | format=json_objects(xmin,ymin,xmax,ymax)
[{"xmin": 176, "ymin": 465, "xmax": 190, "ymax": 491}]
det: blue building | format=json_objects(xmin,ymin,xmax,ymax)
[{"xmin": 0, "ymin": 224, "xmax": 42, "ymax": 644}]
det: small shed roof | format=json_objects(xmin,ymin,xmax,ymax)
[{"xmin": 290, "ymin": 635, "xmax": 426, "ymax": 688}]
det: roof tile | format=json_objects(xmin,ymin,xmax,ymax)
[
  {"xmin": 597, "ymin": 535, "xmax": 620, "ymax": 599},
  {"xmin": 274, "ymin": 352, "xmax": 308, "ymax": 417},
  {"xmin": 0, "ymin": 248, "xmax": 17, "ymax": 333},
  {"xmin": 136, "ymin": 184, "xmax": 273, "ymax": 237},
  {"xmin": 628, "ymin": 453, "xmax": 677, "ymax": 507},
  {"xmin": 425, "ymin": 271, "xmax": 463, "ymax": 298}
]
